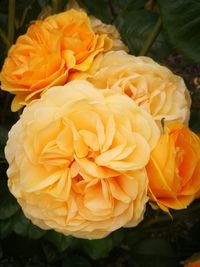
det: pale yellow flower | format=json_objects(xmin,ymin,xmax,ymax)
[
  {"xmin": 86, "ymin": 51, "xmax": 191, "ymax": 125},
  {"xmin": 5, "ymin": 80, "xmax": 160, "ymax": 239}
]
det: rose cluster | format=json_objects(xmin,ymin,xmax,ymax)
[{"xmin": 1, "ymin": 9, "xmax": 200, "ymax": 239}]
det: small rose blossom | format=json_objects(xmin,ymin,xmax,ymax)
[
  {"xmin": 5, "ymin": 80, "xmax": 160, "ymax": 239},
  {"xmin": 146, "ymin": 123, "xmax": 200, "ymax": 212}
]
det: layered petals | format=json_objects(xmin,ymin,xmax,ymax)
[
  {"xmin": 85, "ymin": 51, "xmax": 191, "ymax": 125},
  {"xmin": 0, "ymin": 9, "xmax": 112, "ymax": 111},
  {"xmin": 5, "ymin": 80, "xmax": 160, "ymax": 238},
  {"xmin": 146, "ymin": 123, "xmax": 200, "ymax": 212}
]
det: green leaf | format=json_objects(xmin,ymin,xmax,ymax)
[
  {"xmin": 111, "ymin": 229, "xmax": 124, "ymax": 247},
  {"xmin": 78, "ymin": 0, "xmax": 114, "ymax": 23},
  {"xmin": 0, "ymin": 179, "xmax": 20, "ymax": 220},
  {"xmin": 41, "ymin": 240, "xmax": 61, "ymax": 263},
  {"xmin": 0, "ymin": 218, "xmax": 13, "ymax": 239},
  {"xmin": 113, "ymin": 0, "xmax": 146, "ymax": 11},
  {"xmin": 3, "ymin": 234, "xmax": 44, "ymax": 262},
  {"xmin": 157, "ymin": 0, "xmax": 200, "ymax": 63},
  {"xmin": 129, "ymin": 238, "xmax": 178, "ymax": 267},
  {"xmin": 81, "ymin": 236, "xmax": 113, "ymax": 260},
  {"xmin": 45, "ymin": 230, "xmax": 73, "ymax": 252},
  {"xmin": 106, "ymin": 0, "xmax": 146, "ymax": 18},
  {"xmin": 62, "ymin": 254, "xmax": 91, "ymax": 267},
  {"xmin": 13, "ymin": 211, "xmax": 45, "ymax": 239},
  {"xmin": 116, "ymin": 10, "xmax": 171, "ymax": 61}
]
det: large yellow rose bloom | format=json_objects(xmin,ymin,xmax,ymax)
[
  {"xmin": 5, "ymin": 80, "xmax": 160, "ymax": 239},
  {"xmin": 84, "ymin": 51, "xmax": 191, "ymax": 125},
  {"xmin": 0, "ymin": 9, "xmax": 112, "ymax": 111},
  {"xmin": 146, "ymin": 123, "xmax": 200, "ymax": 212}
]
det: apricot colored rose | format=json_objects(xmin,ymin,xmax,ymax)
[
  {"xmin": 66, "ymin": 0, "xmax": 128, "ymax": 52},
  {"xmin": 84, "ymin": 51, "xmax": 191, "ymax": 125},
  {"xmin": 146, "ymin": 123, "xmax": 200, "ymax": 212},
  {"xmin": 5, "ymin": 80, "xmax": 160, "ymax": 239},
  {"xmin": 0, "ymin": 9, "xmax": 112, "ymax": 111}
]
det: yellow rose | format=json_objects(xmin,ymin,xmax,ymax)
[
  {"xmin": 84, "ymin": 51, "xmax": 191, "ymax": 125},
  {"xmin": 5, "ymin": 80, "xmax": 160, "ymax": 239},
  {"xmin": 0, "ymin": 9, "xmax": 112, "ymax": 111},
  {"xmin": 146, "ymin": 123, "xmax": 200, "ymax": 212}
]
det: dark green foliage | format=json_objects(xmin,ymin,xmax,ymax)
[
  {"xmin": 116, "ymin": 9, "xmax": 171, "ymax": 60},
  {"xmin": 157, "ymin": 0, "xmax": 200, "ymax": 63},
  {"xmin": 12, "ymin": 211, "xmax": 46, "ymax": 239},
  {"xmin": 0, "ymin": 203, "xmax": 200, "ymax": 266},
  {"xmin": 112, "ymin": 0, "xmax": 146, "ymax": 10},
  {"xmin": 0, "ymin": 180, "xmax": 19, "ymax": 220},
  {"xmin": 45, "ymin": 231, "xmax": 73, "ymax": 252},
  {"xmin": 190, "ymin": 88, "xmax": 200, "ymax": 132},
  {"xmin": 129, "ymin": 239, "xmax": 178, "ymax": 267},
  {"xmin": 78, "ymin": 0, "xmax": 113, "ymax": 23},
  {"xmin": 80, "ymin": 237, "xmax": 113, "ymax": 260},
  {"xmin": 61, "ymin": 254, "xmax": 91, "ymax": 267}
]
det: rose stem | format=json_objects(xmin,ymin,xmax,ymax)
[
  {"xmin": 0, "ymin": 27, "xmax": 10, "ymax": 50},
  {"xmin": 139, "ymin": 16, "xmax": 162, "ymax": 56}
]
